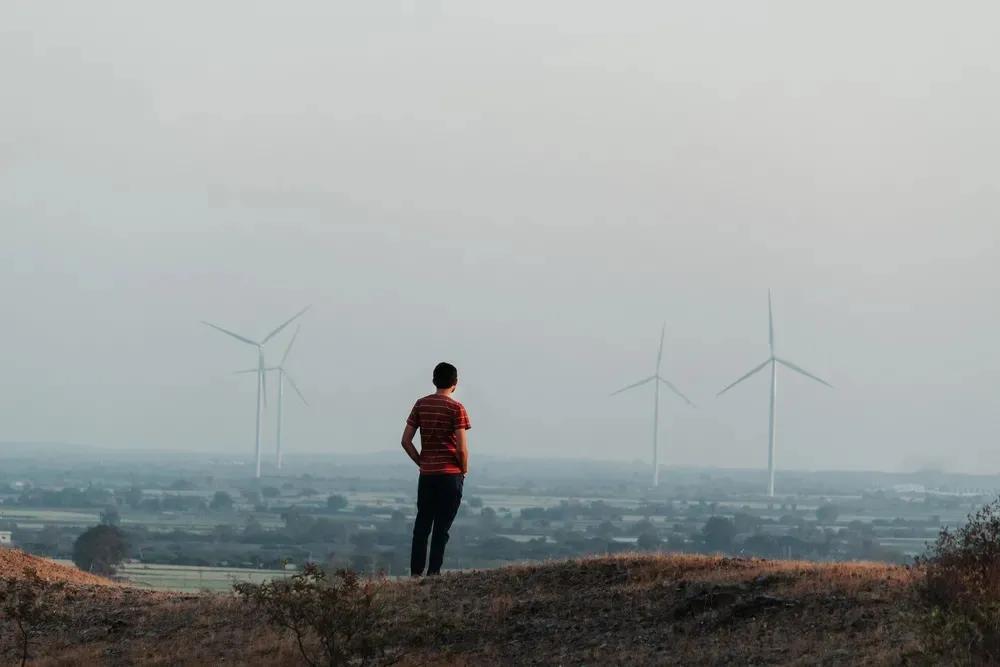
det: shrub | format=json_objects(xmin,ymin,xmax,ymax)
[
  {"xmin": 915, "ymin": 496, "xmax": 1000, "ymax": 663},
  {"xmin": 235, "ymin": 563, "xmax": 386, "ymax": 666},
  {"xmin": 0, "ymin": 568, "xmax": 65, "ymax": 667}
]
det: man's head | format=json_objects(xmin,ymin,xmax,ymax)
[{"xmin": 433, "ymin": 362, "xmax": 459, "ymax": 392}]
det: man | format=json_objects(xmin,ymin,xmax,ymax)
[{"xmin": 401, "ymin": 362, "xmax": 471, "ymax": 576}]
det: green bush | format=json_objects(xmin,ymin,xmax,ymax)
[
  {"xmin": 235, "ymin": 563, "xmax": 386, "ymax": 666},
  {"xmin": 915, "ymin": 496, "xmax": 1000, "ymax": 663}
]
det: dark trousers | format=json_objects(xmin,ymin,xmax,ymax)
[{"xmin": 410, "ymin": 474, "xmax": 463, "ymax": 576}]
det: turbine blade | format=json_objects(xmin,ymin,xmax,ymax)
[
  {"xmin": 656, "ymin": 324, "xmax": 665, "ymax": 372},
  {"xmin": 261, "ymin": 306, "xmax": 311, "ymax": 345},
  {"xmin": 232, "ymin": 368, "xmax": 258, "ymax": 375},
  {"xmin": 280, "ymin": 325, "xmax": 301, "ymax": 366},
  {"xmin": 776, "ymin": 358, "xmax": 833, "ymax": 388},
  {"xmin": 259, "ymin": 353, "xmax": 268, "ymax": 407},
  {"xmin": 201, "ymin": 321, "xmax": 258, "ymax": 346},
  {"xmin": 658, "ymin": 376, "xmax": 696, "ymax": 407},
  {"xmin": 768, "ymin": 290, "xmax": 774, "ymax": 355},
  {"xmin": 610, "ymin": 375, "xmax": 657, "ymax": 396},
  {"xmin": 717, "ymin": 359, "xmax": 771, "ymax": 396},
  {"xmin": 284, "ymin": 372, "xmax": 309, "ymax": 406}
]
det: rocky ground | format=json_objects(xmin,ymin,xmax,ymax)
[{"xmin": 0, "ymin": 550, "xmax": 921, "ymax": 665}]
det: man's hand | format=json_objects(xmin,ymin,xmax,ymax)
[
  {"xmin": 455, "ymin": 427, "xmax": 469, "ymax": 476},
  {"xmin": 401, "ymin": 424, "xmax": 421, "ymax": 468}
]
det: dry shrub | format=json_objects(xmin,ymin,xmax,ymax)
[
  {"xmin": 235, "ymin": 563, "xmax": 387, "ymax": 667},
  {"xmin": 915, "ymin": 497, "xmax": 1000, "ymax": 664},
  {"xmin": 489, "ymin": 594, "xmax": 513, "ymax": 624},
  {"xmin": 0, "ymin": 568, "xmax": 65, "ymax": 667}
]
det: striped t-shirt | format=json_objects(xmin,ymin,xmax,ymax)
[{"xmin": 406, "ymin": 394, "xmax": 471, "ymax": 475}]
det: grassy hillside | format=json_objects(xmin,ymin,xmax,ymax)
[{"xmin": 1, "ymin": 551, "xmax": 919, "ymax": 665}]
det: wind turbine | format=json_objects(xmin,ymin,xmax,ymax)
[
  {"xmin": 202, "ymin": 306, "xmax": 310, "ymax": 479},
  {"xmin": 717, "ymin": 291, "xmax": 832, "ymax": 497},
  {"xmin": 611, "ymin": 325, "xmax": 696, "ymax": 487},
  {"xmin": 235, "ymin": 325, "xmax": 308, "ymax": 471}
]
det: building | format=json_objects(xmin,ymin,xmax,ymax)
[{"xmin": 0, "ymin": 531, "xmax": 12, "ymax": 546}]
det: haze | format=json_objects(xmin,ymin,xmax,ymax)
[{"xmin": 2, "ymin": 1, "xmax": 998, "ymax": 474}]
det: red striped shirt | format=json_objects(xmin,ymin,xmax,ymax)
[{"xmin": 406, "ymin": 394, "xmax": 471, "ymax": 475}]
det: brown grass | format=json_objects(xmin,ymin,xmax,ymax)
[
  {"xmin": 0, "ymin": 549, "xmax": 113, "ymax": 587},
  {"xmin": 1, "ymin": 552, "xmax": 922, "ymax": 665}
]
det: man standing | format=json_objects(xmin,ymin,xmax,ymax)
[{"xmin": 401, "ymin": 362, "xmax": 471, "ymax": 576}]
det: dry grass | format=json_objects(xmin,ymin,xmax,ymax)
[
  {"xmin": 0, "ymin": 549, "xmax": 113, "ymax": 587},
  {"xmin": 1, "ymin": 552, "xmax": 922, "ymax": 665}
]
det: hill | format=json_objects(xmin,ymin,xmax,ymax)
[
  {"xmin": 0, "ymin": 552, "xmax": 919, "ymax": 665},
  {"xmin": 0, "ymin": 548, "xmax": 112, "ymax": 587}
]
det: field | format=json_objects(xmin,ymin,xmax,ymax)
[{"xmin": 122, "ymin": 562, "xmax": 292, "ymax": 593}]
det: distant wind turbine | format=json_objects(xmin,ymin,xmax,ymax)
[
  {"xmin": 202, "ymin": 306, "xmax": 310, "ymax": 479},
  {"xmin": 611, "ymin": 325, "xmax": 696, "ymax": 487},
  {"xmin": 717, "ymin": 291, "xmax": 832, "ymax": 497},
  {"xmin": 235, "ymin": 325, "xmax": 308, "ymax": 471}
]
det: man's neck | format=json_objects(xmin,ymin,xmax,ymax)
[{"xmin": 435, "ymin": 389, "xmax": 453, "ymax": 397}]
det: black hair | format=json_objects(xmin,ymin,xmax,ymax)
[{"xmin": 433, "ymin": 362, "xmax": 458, "ymax": 389}]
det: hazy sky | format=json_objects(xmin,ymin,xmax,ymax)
[{"xmin": 3, "ymin": 1, "xmax": 999, "ymax": 474}]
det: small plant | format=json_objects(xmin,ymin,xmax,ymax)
[
  {"xmin": 235, "ymin": 563, "xmax": 386, "ymax": 667},
  {"xmin": 0, "ymin": 568, "xmax": 65, "ymax": 667},
  {"xmin": 915, "ymin": 496, "xmax": 1000, "ymax": 663}
]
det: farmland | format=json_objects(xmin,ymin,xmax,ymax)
[{"xmin": 1, "ymin": 446, "xmax": 996, "ymax": 592}]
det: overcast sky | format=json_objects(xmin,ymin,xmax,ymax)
[{"xmin": 2, "ymin": 1, "xmax": 999, "ymax": 474}]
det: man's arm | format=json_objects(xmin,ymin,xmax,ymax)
[
  {"xmin": 401, "ymin": 424, "xmax": 421, "ymax": 468},
  {"xmin": 455, "ymin": 427, "xmax": 469, "ymax": 475}
]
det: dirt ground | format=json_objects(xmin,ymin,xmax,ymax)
[{"xmin": 0, "ymin": 550, "xmax": 922, "ymax": 665}]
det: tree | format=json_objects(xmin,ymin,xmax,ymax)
[
  {"xmin": 262, "ymin": 486, "xmax": 281, "ymax": 499},
  {"xmin": 210, "ymin": 491, "xmax": 235, "ymax": 512},
  {"xmin": 637, "ymin": 532, "xmax": 661, "ymax": 550},
  {"xmin": 479, "ymin": 507, "xmax": 500, "ymax": 534},
  {"xmin": 702, "ymin": 516, "xmax": 736, "ymax": 552},
  {"xmin": 213, "ymin": 524, "xmax": 237, "ymax": 542},
  {"xmin": 72, "ymin": 525, "xmax": 128, "ymax": 575},
  {"xmin": 100, "ymin": 506, "xmax": 121, "ymax": 526},
  {"xmin": 123, "ymin": 486, "xmax": 143, "ymax": 509},
  {"xmin": 733, "ymin": 512, "xmax": 760, "ymax": 534},
  {"xmin": 816, "ymin": 504, "xmax": 840, "ymax": 523},
  {"xmin": 350, "ymin": 532, "xmax": 376, "ymax": 551},
  {"xmin": 327, "ymin": 495, "xmax": 348, "ymax": 511},
  {"xmin": 241, "ymin": 488, "xmax": 263, "ymax": 505}
]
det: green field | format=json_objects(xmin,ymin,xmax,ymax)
[{"xmin": 117, "ymin": 562, "xmax": 292, "ymax": 593}]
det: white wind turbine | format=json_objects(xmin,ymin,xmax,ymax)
[
  {"xmin": 202, "ymin": 306, "xmax": 309, "ymax": 479},
  {"xmin": 717, "ymin": 291, "xmax": 832, "ymax": 497},
  {"xmin": 235, "ymin": 325, "xmax": 308, "ymax": 471},
  {"xmin": 611, "ymin": 325, "xmax": 696, "ymax": 487}
]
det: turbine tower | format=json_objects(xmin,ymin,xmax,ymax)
[
  {"xmin": 717, "ymin": 291, "xmax": 832, "ymax": 497},
  {"xmin": 202, "ymin": 306, "xmax": 309, "ymax": 479},
  {"xmin": 235, "ymin": 325, "xmax": 308, "ymax": 471},
  {"xmin": 611, "ymin": 325, "xmax": 696, "ymax": 487}
]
